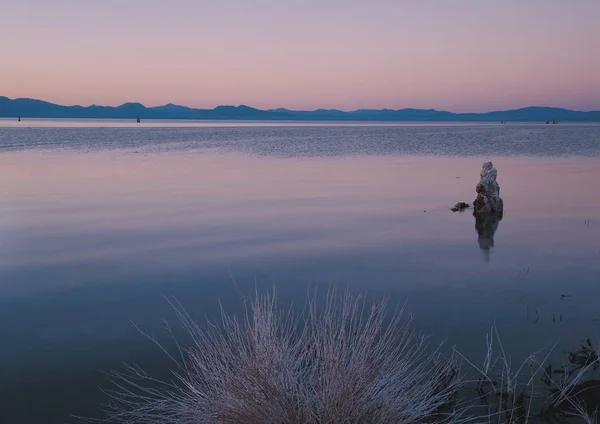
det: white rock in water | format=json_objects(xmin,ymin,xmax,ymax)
[{"xmin": 473, "ymin": 161, "xmax": 503, "ymax": 215}]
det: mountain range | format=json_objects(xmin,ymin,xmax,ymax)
[{"xmin": 1, "ymin": 96, "xmax": 599, "ymax": 121}]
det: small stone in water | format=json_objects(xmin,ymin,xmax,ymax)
[{"xmin": 451, "ymin": 202, "xmax": 470, "ymax": 212}]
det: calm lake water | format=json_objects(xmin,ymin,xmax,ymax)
[{"xmin": 1, "ymin": 120, "xmax": 600, "ymax": 423}]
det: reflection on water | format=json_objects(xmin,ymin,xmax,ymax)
[
  {"xmin": 474, "ymin": 213, "xmax": 503, "ymax": 262},
  {"xmin": 0, "ymin": 130, "xmax": 600, "ymax": 423}
]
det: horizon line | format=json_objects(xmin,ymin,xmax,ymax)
[{"xmin": 2, "ymin": 95, "xmax": 599, "ymax": 115}]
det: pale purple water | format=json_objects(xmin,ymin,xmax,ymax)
[{"xmin": 1, "ymin": 121, "xmax": 599, "ymax": 422}]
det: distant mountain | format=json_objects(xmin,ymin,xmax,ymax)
[{"xmin": 1, "ymin": 96, "xmax": 599, "ymax": 121}]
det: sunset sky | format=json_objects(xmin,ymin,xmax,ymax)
[{"xmin": 1, "ymin": 0, "xmax": 599, "ymax": 112}]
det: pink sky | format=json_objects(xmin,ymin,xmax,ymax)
[{"xmin": 1, "ymin": 0, "xmax": 599, "ymax": 112}]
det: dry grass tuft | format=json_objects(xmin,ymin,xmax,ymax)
[{"xmin": 102, "ymin": 289, "xmax": 464, "ymax": 424}]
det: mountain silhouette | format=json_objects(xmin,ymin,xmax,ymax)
[{"xmin": 1, "ymin": 96, "xmax": 599, "ymax": 121}]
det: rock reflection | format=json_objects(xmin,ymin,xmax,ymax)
[{"xmin": 474, "ymin": 212, "xmax": 502, "ymax": 261}]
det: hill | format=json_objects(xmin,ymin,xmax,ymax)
[{"xmin": 1, "ymin": 96, "xmax": 599, "ymax": 121}]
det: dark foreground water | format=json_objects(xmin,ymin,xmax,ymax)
[{"xmin": 1, "ymin": 120, "xmax": 599, "ymax": 423}]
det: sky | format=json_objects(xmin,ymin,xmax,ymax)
[{"xmin": 1, "ymin": 0, "xmax": 599, "ymax": 112}]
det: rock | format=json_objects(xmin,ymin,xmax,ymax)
[
  {"xmin": 473, "ymin": 161, "xmax": 503, "ymax": 216},
  {"xmin": 451, "ymin": 202, "xmax": 470, "ymax": 212}
]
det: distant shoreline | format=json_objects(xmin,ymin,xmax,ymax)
[
  {"xmin": 2, "ymin": 96, "xmax": 599, "ymax": 122},
  {"xmin": 3, "ymin": 118, "xmax": 600, "ymax": 128}
]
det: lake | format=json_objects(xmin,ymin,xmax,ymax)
[{"xmin": 1, "ymin": 120, "xmax": 599, "ymax": 423}]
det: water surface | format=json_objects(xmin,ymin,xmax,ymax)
[{"xmin": 1, "ymin": 121, "xmax": 599, "ymax": 423}]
